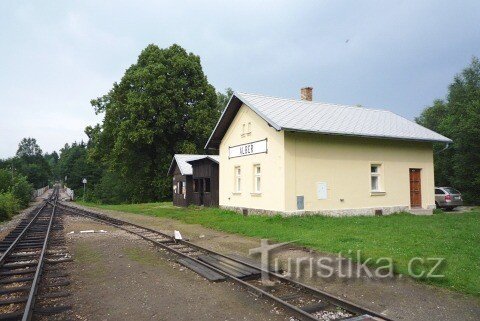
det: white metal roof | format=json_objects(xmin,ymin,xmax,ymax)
[
  {"xmin": 168, "ymin": 154, "xmax": 219, "ymax": 176},
  {"xmin": 205, "ymin": 92, "xmax": 451, "ymax": 149}
]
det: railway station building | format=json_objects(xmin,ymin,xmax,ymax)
[
  {"xmin": 168, "ymin": 154, "xmax": 219, "ymax": 207},
  {"xmin": 205, "ymin": 88, "xmax": 451, "ymax": 216}
]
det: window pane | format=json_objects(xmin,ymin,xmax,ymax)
[
  {"xmin": 444, "ymin": 187, "xmax": 460, "ymax": 194},
  {"xmin": 256, "ymin": 166, "xmax": 261, "ymax": 174},
  {"xmin": 256, "ymin": 177, "xmax": 261, "ymax": 192},
  {"xmin": 371, "ymin": 176, "xmax": 379, "ymax": 190},
  {"xmin": 371, "ymin": 165, "xmax": 378, "ymax": 173}
]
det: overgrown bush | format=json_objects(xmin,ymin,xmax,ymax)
[
  {"xmin": 0, "ymin": 192, "xmax": 20, "ymax": 221},
  {"xmin": 0, "ymin": 169, "xmax": 12, "ymax": 193},
  {"xmin": 12, "ymin": 176, "xmax": 33, "ymax": 208}
]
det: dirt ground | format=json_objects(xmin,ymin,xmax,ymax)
[
  {"xmin": 63, "ymin": 202, "xmax": 480, "ymax": 321},
  {"xmin": 64, "ymin": 215, "xmax": 291, "ymax": 321}
]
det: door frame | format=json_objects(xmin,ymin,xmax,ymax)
[{"xmin": 409, "ymin": 168, "xmax": 422, "ymax": 208}]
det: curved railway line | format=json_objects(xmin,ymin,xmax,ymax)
[
  {"xmin": 59, "ymin": 201, "xmax": 393, "ymax": 321},
  {"xmin": 0, "ymin": 187, "xmax": 72, "ymax": 321}
]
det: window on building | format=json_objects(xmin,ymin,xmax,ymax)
[
  {"xmin": 204, "ymin": 178, "xmax": 211, "ymax": 193},
  {"xmin": 253, "ymin": 164, "xmax": 261, "ymax": 193},
  {"xmin": 177, "ymin": 181, "xmax": 183, "ymax": 194},
  {"xmin": 241, "ymin": 123, "xmax": 246, "ymax": 137},
  {"xmin": 182, "ymin": 182, "xmax": 186, "ymax": 195},
  {"xmin": 370, "ymin": 165, "xmax": 381, "ymax": 191},
  {"xmin": 235, "ymin": 166, "xmax": 241, "ymax": 192},
  {"xmin": 247, "ymin": 122, "xmax": 252, "ymax": 135},
  {"xmin": 193, "ymin": 179, "xmax": 199, "ymax": 193}
]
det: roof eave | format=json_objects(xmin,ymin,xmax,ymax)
[
  {"xmin": 167, "ymin": 156, "xmax": 177, "ymax": 176},
  {"xmin": 282, "ymin": 127, "xmax": 453, "ymax": 144}
]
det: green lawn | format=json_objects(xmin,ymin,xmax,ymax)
[{"xmin": 77, "ymin": 201, "xmax": 480, "ymax": 296}]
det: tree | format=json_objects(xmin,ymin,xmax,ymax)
[
  {"xmin": 56, "ymin": 142, "xmax": 102, "ymax": 192},
  {"xmin": 12, "ymin": 175, "xmax": 33, "ymax": 208},
  {"xmin": 16, "ymin": 138, "xmax": 42, "ymax": 158},
  {"xmin": 416, "ymin": 57, "xmax": 480, "ymax": 204},
  {"xmin": 89, "ymin": 44, "xmax": 220, "ymax": 202},
  {"xmin": 217, "ymin": 88, "xmax": 234, "ymax": 113},
  {"xmin": 3, "ymin": 138, "xmax": 52, "ymax": 189}
]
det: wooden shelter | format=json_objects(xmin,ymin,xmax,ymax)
[{"xmin": 168, "ymin": 154, "xmax": 219, "ymax": 207}]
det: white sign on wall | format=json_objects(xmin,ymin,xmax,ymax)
[
  {"xmin": 316, "ymin": 182, "xmax": 328, "ymax": 200},
  {"xmin": 229, "ymin": 139, "xmax": 268, "ymax": 158}
]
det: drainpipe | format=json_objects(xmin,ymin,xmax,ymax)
[{"xmin": 435, "ymin": 143, "xmax": 450, "ymax": 154}]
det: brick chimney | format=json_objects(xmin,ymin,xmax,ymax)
[{"xmin": 300, "ymin": 87, "xmax": 313, "ymax": 101}]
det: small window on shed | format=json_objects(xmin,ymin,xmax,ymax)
[
  {"xmin": 204, "ymin": 178, "xmax": 211, "ymax": 193},
  {"xmin": 177, "ymin": 182, "xmax": 183, "ymax": 194},
  {"xmin": 193, "ymin": 179, "xmax": 199, "ymax": 193}
]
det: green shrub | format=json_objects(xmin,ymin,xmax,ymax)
[
  {"xmin": 12, "ymin": 176, "xmax": 33, "ymax": 208},
  {"xmin": 0, "ymin": 169, "xmax": 12, "ymax": 193},
  {"xmin": 0, "ymin": 192, "xmax": 20, "ymax": 221}
]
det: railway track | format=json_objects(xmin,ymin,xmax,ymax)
[
  {"xmin": 0, "ymin": 187, "xmax": 72, "ymax": 321},
  {"xmin": 59, "ymin": 201, "xmax": 393, "ymax": 321}
]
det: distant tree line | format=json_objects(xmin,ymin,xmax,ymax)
[{"xmin": 0, "ymin": 138, "xmax": 49, "ymax": 220}]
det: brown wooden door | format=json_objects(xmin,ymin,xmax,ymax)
[{"xmin": 409, "ymin": 169, "xmax": 422, "ymax": 207}]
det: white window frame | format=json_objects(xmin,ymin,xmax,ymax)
[
  {"xmin": 234, "ymin": 166, "xmax": 241, "ymax": 193},
  {"xmin": 253, "ymin": 164, "xmax": 261, "ymax": 193},
  {"xmin": 370, "ymin": 164, "xmax": 382, "ymax": 192}
]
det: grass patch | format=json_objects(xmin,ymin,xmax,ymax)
[
  {"xmin": 77, "ymin": 201, "xmax": 480, "ymax": 296},
  {"xmin": 124, "ymin": 247, "xmax": 161, "ymax": 266},
  {"xmin": 74, "ymin": 243, "xmax": 107, "ymax": 278}
]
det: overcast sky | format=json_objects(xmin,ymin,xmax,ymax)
[{"xmin": 1, "ymin": 1, "xmax": 479, "ymax": 158}]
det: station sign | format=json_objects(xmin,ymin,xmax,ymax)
[{"xmin": 229, "ymin": 139, "xmax": 267, "ymax": 158}]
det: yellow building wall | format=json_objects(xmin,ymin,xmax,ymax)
[
  {"xmin": 219, "ymin": 104, "xmax": 286, "ymax": 211},
  {"xmin": 284, "ymin": 132, "xmax": 435, "ymax": 213}
]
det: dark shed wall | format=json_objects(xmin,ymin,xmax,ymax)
[{"xmin": 190, "ymin": 158, "xmax": 219, "ymax": 207}]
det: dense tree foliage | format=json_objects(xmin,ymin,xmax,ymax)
[
  {"xmin": 87, "ymin": 44, "xmax": 221, "ymax": 202},
  {"xmin": 416, "ymin": 57, "xmax": 480, "ymax": 204},
  {"xmin": 55, "ymin": 142, "xmax": 102, "ymax": 198},
  {"xmin": 7, "ymin": 138, "xmax": 51, "ymax": 188},
  {"xmin": 0, "ymin": 169, "xmax": 32, "ymax": 220},
  {"xmin": 217, "ymin": 87, "xmax": 234, "ymax": 113}
]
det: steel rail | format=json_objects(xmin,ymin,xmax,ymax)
[
  {"xmin": 59, "ymin": 202, "xmax": 393, "ymax": 321},
  {"xmin": 22, "ymin": 187, "xmax": 58, "ymax": 321},
  {"xmin": 0, "ymin": 191, "xmax": 54, "ymax": 266}
]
